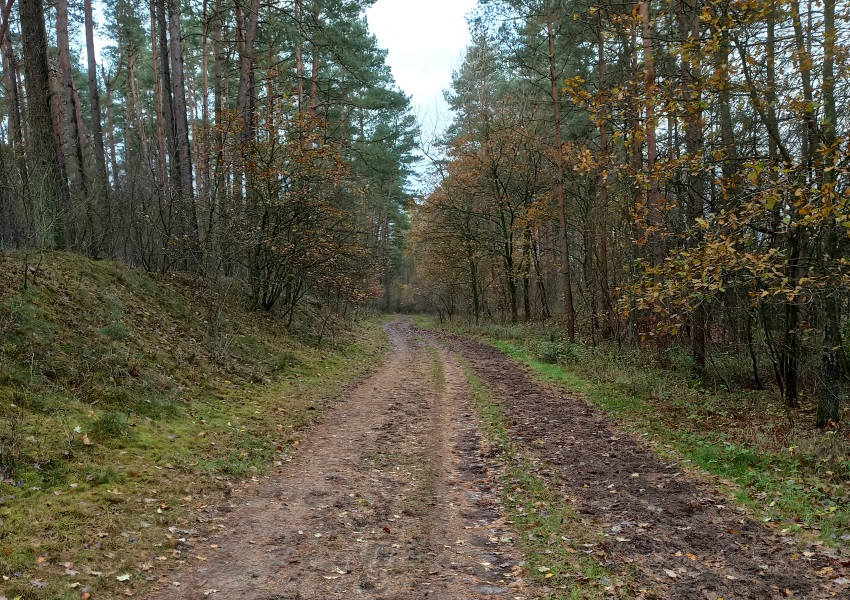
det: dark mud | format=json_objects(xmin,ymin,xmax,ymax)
[{"xmin": 443, "ymin": 332, "xmax": 850, "ymax": 599}]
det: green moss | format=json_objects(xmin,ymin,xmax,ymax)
[{"xmin": 0, "ymin": 251, "xmax": 387, "ymax": 598}]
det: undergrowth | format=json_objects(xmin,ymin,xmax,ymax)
[
  {"xmin": 461, "ymin": 360, "xmax": 629, "ymax": 599},
  {"xmin": 421, "ymin": 317, "xmax": 850, "ymax": 549},
  {"xmin": 0, "ymin": 251, "xmax": 386, "ymax": 599}
]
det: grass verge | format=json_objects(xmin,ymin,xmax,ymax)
[
  {"xmin": 0, "ymin": 252, "xmax": 387, "ymax": 599},
  {"xmin": 460, "ymin": 359, "xmax": 628, "ymax": 599}
]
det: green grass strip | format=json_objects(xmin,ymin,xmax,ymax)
[{"xmin": 461, "ymin": 359, "xmax": 628, "ymax": 599}]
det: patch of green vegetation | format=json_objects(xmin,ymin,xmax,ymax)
[
  {"xmin": 0, "ymin": 251, "xmax": 388, "ymax": 599},
  {"xmin": 97, "ymin": 322, "xmax": 129, "ymax": 341},
  {"xmin": 461, "ymin": 361, "xmax": 627, "ymax": 599}
]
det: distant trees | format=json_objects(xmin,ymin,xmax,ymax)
[
  {"xmin": 0, "ymin": 0, "xmax": 416, "ymax": 319},
  {"xmin": 413, "ymin": 0, "xmax": 850, "ymax": 426}
]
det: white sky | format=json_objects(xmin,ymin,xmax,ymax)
[{"xmin": 365, "ymin": 0, "xmax": 477, "ymax": 139}]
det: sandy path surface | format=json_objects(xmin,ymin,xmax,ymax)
[
  {"xmin": 150, "ymin": 319, "xmax": 850, "ymax": 600},
  {"xmin": 150, "ymin": 319, "xmax": 534, "ymax": 599}
]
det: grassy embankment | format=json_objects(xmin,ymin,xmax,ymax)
[
  {"xmin": 0, "ymin": 252, "xmax": 386, "ymax": 599},
  {"xmin": 422, "ymin": 317, "xmax": 850, "ymax": 550}
]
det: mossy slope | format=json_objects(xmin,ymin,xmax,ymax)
[{"xmin": 0, "ymin": 252, "xmax": 385, "ymax": 599}]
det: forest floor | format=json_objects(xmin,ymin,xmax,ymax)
[{"xmin": 148, "ymin": 317, "xmax": 850, "ymax": 599}]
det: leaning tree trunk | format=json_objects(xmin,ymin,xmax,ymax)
[{"xmin": 55, "ymin": 0, "xmax": 87, "ymax": 244}]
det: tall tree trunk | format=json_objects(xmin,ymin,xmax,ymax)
[
  {"xmin": 152, "ymin": 0, "xmax": 174, "ymax": 266},
  {"xmin": 84, "ymin": 0, "xmax": 110, "ymax": 254},
  {"xmin": 56, "ymin": 0, "xmax": 87, "ymax": 241},
  {"xmin": 19, "ymin": 0, "xmax": 66, "ymax": 248},
  {"xmin": 103, "ymin": 63, "xmax": 121, "ymax": 186},
  {"xmin": 596, "ymin": 14, "xmax": 614, "ymax": 339},
  {"xmin": 816, "ymin": 0, "xmax": 845, "ymax": 427},
  {"xmin": 236, "ymin": 0, "xmax": 260, "ymax": 136},
  {"xmin": 199, "ymin": 0, "xmax": 210, "ymax": 223},
  {"xmin": 639, "ymin": 0, "xmax": 662, "ymax": 269},
  {"xmin": 546, "ymin": 5, "xmax": 575, "ymax": 340},
  {"xmin": 678, "ymin": 0, "xmax": 706, "ymax": 375},
  {"xmin": 2, "ymin": 26, "xmax": 27, "ymax": 187},
  {"xmin": 48, "ymin": 47, "xmax": 71, "ymax": 241},
  {"xmin": 167, "ymin": 0, "xmax": 197, "ymax": 261},
  {"xmin": 295, "ymin": 0, "xmax": 305, "ymax": 113}
]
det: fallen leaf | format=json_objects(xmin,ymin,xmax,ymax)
[{"xmin": 664, "ymin": 569, "xmax": 678, "ymax": 578}]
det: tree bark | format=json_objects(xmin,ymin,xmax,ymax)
[
  {"xmin": 84, "ymin": 0, "xmax": 111, "ymax": 254},
  {"xmin": 639, "ymin": 0, "xmax": 662, "ymax": 270},
  {"xmin": 546, "ymin": 5, "xmax": 575, "ymax": 340},
  {"xmin": 19, "ymin": 0, "xmax": 66, "ymax": 248},
  {"xmin": 56, "ymin": 0, "xmax": 87, "ymax": 216}
]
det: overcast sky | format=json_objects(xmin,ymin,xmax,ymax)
[{"xmin": 364, "ymin": 0, "xmax": 477, "ymax": 139}]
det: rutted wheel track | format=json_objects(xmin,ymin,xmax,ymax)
[
  {"xmin": 443, "ymin": 332, "xmax": 850, "ymax": 600},
  {"xmin": 150, "ymin": 319, "xmax": 534, "ymax": 599}
]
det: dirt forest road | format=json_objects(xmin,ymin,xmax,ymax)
[
  {"xmin": 151, "ymin": 318, "xmax": 535, "ymax": 600},
  {"xmin": 152, "ymin": 318, "xmax": 849, "ymax": 599}
]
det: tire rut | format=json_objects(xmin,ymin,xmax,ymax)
[
  {"xmin": 149, "ymin": 318, "xmax": 535, "ymax": 600},
  {"xmin": 442, "ymin": 332, "xmax": 850, "ymax": 600}
]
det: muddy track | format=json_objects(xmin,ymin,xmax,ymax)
[
  {"xmin": 150, "ymin": 319, "xmax": 535, "ymax": 599},
  {"xmin": 441, "ymin": 332, "xmax": 850, "ymax": 600}
]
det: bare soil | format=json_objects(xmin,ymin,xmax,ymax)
[
  {"xmin": 151, "ymin": 319, "xmax": 850, "ymax": 599},
  {"xmin": 442, "ymin": 331, "xmax": 850, "ymax": 600},
  {"xmin": 150, "ymin": 319, "xmax": 536, "ymax": 599}
]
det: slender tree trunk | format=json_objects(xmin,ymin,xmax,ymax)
[
  {"xmin": 168, "ymin": 0, "xmax": 196, "ymax": 240},
  {"xmin": 47, "ymin": 47, "xmax": 71, "ymax": 242},
  {"xmin": 546, "ymin": 6, "xmax": 575, "ymax": 340},
  {"xmin": 596, "ymin": 16, "xmax": 613, "ymax": 339},
  {"xmin": 103, "ymin": 64, "xmax": 120, "ymax": 185},
  {"xmin": 212, "ymin": 0, "xmax": 225, "ymax": 233},
  {"xmin": 2, "ymin": 27, "xmax": 27, "ymax": 187},
  {"xmin": 84, "ymin": 0, "xmax": 110, "ymax": 254},
  {"xmin": 639, "ymin": 0, "xmax": 662, "ymax": 269},
  {"xmin": 199, "ymin": 0, "xmax": 210, "ymax": 237},
  {"xmin": 152, "ymin": 0, "xmax": 174, "ymax": 266},
  {"xmin": 677, "ymin": 0, "xmax": 706, "ymax": 374},
  {"xmin": 56, "ymin": 0, "xmax": 87, "ymax": 229},
  {"xmin": 295, "ymin": 0, "xmax": 305, "ymax": 113}
]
